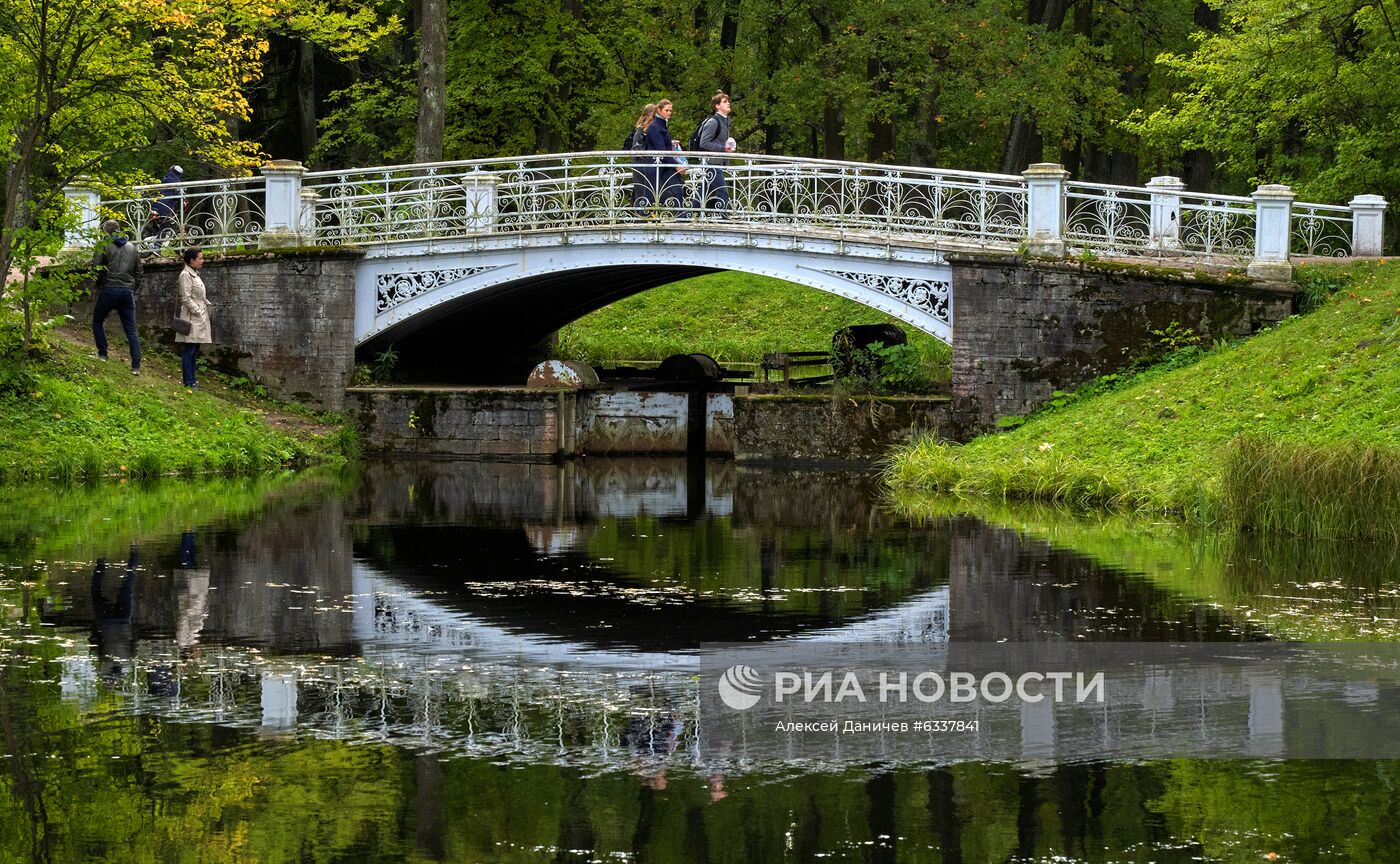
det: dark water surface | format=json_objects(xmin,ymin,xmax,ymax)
[{"xmin": 1, "ymin": 460, "xmax": 1398, "ymax": 863}]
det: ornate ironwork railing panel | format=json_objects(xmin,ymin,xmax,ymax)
[
  {"xmin": 80, "ymin": 156, "xmax": 1371, "ymax": 267},
  {"xmin": 1292, "ymin": 203, "xmax": 1352, "ymax": 257},
  {"xmin": 1065, "ymin": 182, "xmax": 1153, "ymax": 255},
  {"xmin": 1176, "ymin": 190, "xmax": 1256, "ymax": 263},
  {"xmin": 102, "ymin": 177, "xmax": 265, "ymax": 257},
  {"xmin": 303, "ymin": 153, "xmax": 1028, "ymax": 248}
]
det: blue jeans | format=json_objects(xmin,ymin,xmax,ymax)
[
  {"xmin": 92, "ymin": 286, "xmax": 140, "ymax": 369},
  {"xmin": 181, "ymin": 343, "xmax": 200, "ymax": 386}
]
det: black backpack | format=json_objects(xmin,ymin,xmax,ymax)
[
  {"xmin": 687, "ymin": 115, "xmax": 717, "ymax": 152},
  {"xmin": 624, "ymin": 128, "xmax": 644, "ymax": 151}
]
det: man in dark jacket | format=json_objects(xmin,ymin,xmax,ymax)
[
  {"xmin": 91, "ymin": 219, "xmax": 143, "ymax": 374},
  {"xmin": 692, "ymin": 91, "xmax": 734, "ymax": 212},
  {"xmin": 147, "ymin": 164, "xmax": 183, "ymax": 241}
]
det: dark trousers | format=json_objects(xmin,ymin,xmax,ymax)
[
  {"xmin": 693, "ymin": 166, "xmax": 730, "ymax": 212},
  {"xmin": 181, "ymin": 343, "xmax": 201, "ymax": 386},
  {"xmin": 92, "ymin": 286, "xmax": 141, "ymax": 369}
]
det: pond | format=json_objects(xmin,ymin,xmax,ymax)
[{"xmin": 1, "ymin": 459, "xmax": 1397, "ymax": 862}]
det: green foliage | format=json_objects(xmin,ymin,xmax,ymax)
[
  {"xmin": 886, "ymin": 261, "xmax": 1400, "ymax": 531},
  {"xmin": 1149, "ymin": 320, "xmax": 1202, "ymax": 353},
  {"xmin": 1130, "ymin": 0, "xmax": 1400, "ymax": 206},
  {"xmin": 228, "ymin": 376, "xmax": 270, "ymax": 399},
  {"xmin": 832, "ymin": 341, "xmax": 942, "ymax": 395},
  {"xmin": 1296, "ymin": 264, "xmax": 1355, "ymax": 312}
]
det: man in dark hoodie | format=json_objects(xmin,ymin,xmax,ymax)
[{"xmin": 91, "ymin": 219, "xmax": 143, "ymax": 374}]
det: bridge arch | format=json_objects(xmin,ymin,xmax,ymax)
[{"xmin": 354, "ymin": 227, "xmax": 954, "ymax": 355}]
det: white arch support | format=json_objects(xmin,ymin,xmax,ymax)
[{"xmin": 354, "ymin": 226, "xmax": 955, "ymax": 345}]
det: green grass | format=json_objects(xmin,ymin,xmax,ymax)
[
  {"xmin": 887, "ymin": 492, "xmax": 1400, "ymax": 640},
  {"xmin": 0, "ymin": 326, "xmax": 356, "ymax": 482},
  {"xmin": 554, "ymin": 271, "xmax": 951, "ymax": 379},
  {"xmin": 886, "ymin": 261, "xmax": 1400, "ymax": 536}
]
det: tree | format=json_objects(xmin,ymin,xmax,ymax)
[
  {"xmin": 0, "ymin": 0, "xmax": 398, "ymax": 298},
  {"xmin": 1131, "ymin": 0, "xmax": 1400, "ymax": 202}
]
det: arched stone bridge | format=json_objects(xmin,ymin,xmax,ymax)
[{"xmin": 66, "ymin": 153, "xmax": 1385, "ymax": 421}]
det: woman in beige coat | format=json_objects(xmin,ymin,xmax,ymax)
[{"xmin": 175, "ymin": 247, "xmax": 211, "ymax": 389}]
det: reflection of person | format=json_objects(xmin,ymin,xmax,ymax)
[
  {"xmin": 91, "ymin": 219, "xmax": 143, "ymax": 374},
  {"xmin": 623, "ymin": 712, "xmax": 683, "ymax": 790},
  {"xmin": 175, "ymin": 248, "xmax": 211, "ymax": 390},
  {"xmin": 174, "ymin": 530, "xmax": 211, "ymax": 651},
  {"xmin": 91, "ymin": 545, "xmax": 138, "ymax": 684}
]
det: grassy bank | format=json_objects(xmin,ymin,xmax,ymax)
[
  {"xmin": 886, "ymin": 261, "xmax": 1400, "ymax": 539},
  {"xmin": 555, "ymin": 271, "xmax": 951, "ymax": 376},
  {"xmin": 0, "ymin": 326, "xmax": 356, "ymax": 482}
]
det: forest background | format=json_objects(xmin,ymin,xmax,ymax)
[{"xmin": 3, "ymin": 0, "xmax": 1399, "ymax": 297}]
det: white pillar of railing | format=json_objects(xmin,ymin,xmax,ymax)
[
  {"xmin": 260, "ymin": 159, "xmax": 306, "ymax": 248},
  {"xmin": 1247, "ymin": 183, "xmax": 1294, "ymax": 280},
  {"xmin": 463, "ymin": 173, "xmax": 499, "ymax": 230},
  {"xmin": 62, "ymin": 180, "xmax": 102, "ymax": 251},
  {"xmin": 1023, "ymin": 163, "xmax": 1068, "ymax": 256},
  {"xmin": 1146, "ymin": 175, "xmax": 1184, "ymax": 250},
  {"xmin": 299, "ymin": 189, "xmax": 320, "ymax": 243},
  {"xmin": 1349, "ymin": 194, "xmax": 1387, "ymax": 256}
]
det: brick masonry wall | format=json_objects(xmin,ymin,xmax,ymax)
[
  {"xmin": 949, "ymin": 254, "xmax": 1296, "ymax": 431},
  {"xmin": 734, "ymin": 395, "xmax": 955, "ymax": 463},
  {"xmin": 350, "ymin": 388, "xmax": 576, "ymax": 461},
  {"xmin": 130, "ymin": 250, "xmax": 363, "ymax": 409}
]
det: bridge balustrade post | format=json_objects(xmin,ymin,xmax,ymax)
[
  {"xmin": 1247, "ymin": 184, "xmax": 1294, "ymax": 280},
  {"xmin": 1146, "ymin": 175, "xmax": 1184, "ymax": 250},
  {"xmin": 259, "ymin": 159, "xmax": 306, "ymax": 249},
  {"xmin": 1023, "ymin": 163, "xmax": 1068, "ymax": 256},
  {"xmin": 462, "ymin": 173, "xmax": 499, "ymax": 231},
  {"xmin": 299, "ymin": 189, "xmax": 321, "ymax": 243},
  {"xmin": 61, "ymin": 180, "xmax": 102, "ymax": 251},
  {"xmin": 1349, "ymin": 194, "xmax": 1387, "ymax": 256}
]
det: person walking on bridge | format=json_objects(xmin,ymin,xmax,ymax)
[
  {"xmin": 690, "ymin": 91, "xmax": 735, "ymax": 213},
  {"xmin": 643, "ymin": 99, "xmax": 687, "ymax": 212},
  {"xmin": 91, "ymin": 219, "xmax": 143, "ymax": 374},
  {"xmin": 629, "ymin": 103, "xmax": 658, "ymax": 210}
]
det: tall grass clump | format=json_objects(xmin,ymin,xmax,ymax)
[{"xmin": 1222, "ymin": 435, "xmax": 1400, "ymax": 541}]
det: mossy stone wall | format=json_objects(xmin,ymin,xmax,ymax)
[{"xmin": 948, "ymin": 254, "xmax": 1296, "ymax": 430}]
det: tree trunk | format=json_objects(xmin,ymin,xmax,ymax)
[
  {"xmin": 1, "ymin": 131, "xmax": 38, "ymax": 298},
  {"xmin": 719, "ymin": 0, "xmax": 739, "ymax": 93},
  {"xmin": 809, "ymin": 4, "xmax": 846, "ymax": 161},
  {"xmin": 1001, "ymin": 0, "xmax": 1067, "ymax": 173},
  {"xmin": 297, "ymin": 40, "xmax": 318, "ymax": 162},
  {"xmin": 415, "ymin": 0, "xmax": 447, "ymax": 163},
  {"xmin": 866, "ymin": 58, "xmax": 895, "ymax": 162}
]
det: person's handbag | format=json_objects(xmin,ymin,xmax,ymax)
[{"xmin": 171, "ymin": 316, "xmax": 192, "ymax": 336}]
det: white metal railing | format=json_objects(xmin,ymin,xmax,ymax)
[
  {"xmin": 1066, "ymin": 181, "xmax": 1153, "ymax": 256},
  {"xmin": 302, "ymin": 152, "xmax": 1029, "ymax": 248},
  {"xmin": 1177, "ymin": 189, "xmax": 1258, "ymax": 261},
  {"xmin": 100, "ymin": 176, "xmax": 266, "ymax": 257},
  {"xmin": 1292, "ymin": 202, "xmax": 1353, "ymax": 257},
  {"xmin": 63, "ymin": 155, "xmax": 1387, "ymax": 269}
]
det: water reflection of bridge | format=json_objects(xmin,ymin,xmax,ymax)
[
  {"xmin": 36, "ymin": 458, "xmax": 1303, "ymax": 770},
  {"xmin": 45, "ymin": 459, "xmax": 1253, "ymax": 653}
]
